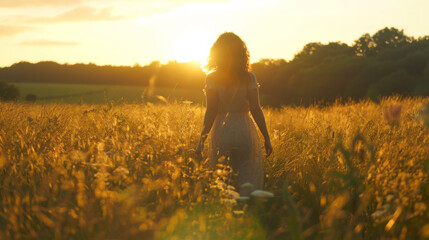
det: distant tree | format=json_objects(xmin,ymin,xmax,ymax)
[
  {"xmin": 354, "ymin": 33, "xmax": 376, "ymax": 56},
  {"xmin": 251, "ymin": 58, "xmax": 286, "ymax": 92},
  {"xmin": 25, "ymin": 94, "xmax": 37, "ymax": 103},
  {"xmin": 353, "ymin": 27, "xmax": 413, "ymax": 57},
  {"xmin": 0, "ymin": 79, "xmax": 20, "ymax": 101},
  {"xmin": 149, "ymin": 61, "xmax": 161, "ymax": 68},
  {"xmin": 372, "ymin": 27, "xmax": 413, "ymax": 54},
  {"xmin": 294, "ymin": 42, "xmax": 323, "ymax": 59},
  {"xmin": 376, "ymin": 69, "xmax": 414, "ymax": 95},
  {"xmin": 414, "ymin": 65, "xmax": 429, "ymax": 95},
  {"xmin": 293, "ymin": 42, "xmax": 354, "ymax": 67}
]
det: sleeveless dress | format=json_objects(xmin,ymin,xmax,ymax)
[{"xmin": 204, "ymin": 72, "xmax": 264, "ymax": 196}]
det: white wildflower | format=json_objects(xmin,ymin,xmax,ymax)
[
  {"xmin": 224, "ymin": 189, "xmax": 240, "ymax": 199},
  {"xmin": 250, "ymin": 190, "xmax": 274, "ymax": 198},
  {"xmin": 236, "ymin": 196, "xmax": 250, "ymax": 201},
  {"xmin": 241, "ymin": 182, "xmax": 254, "ymax": 189},
  {"xmin": 114, "ymin": 167, "xmax": 129, "ymax": 176}
]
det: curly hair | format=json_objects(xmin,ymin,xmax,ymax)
[{"xmin": 205, "ymin": 32, "xmax": 250, "ymax": 73}]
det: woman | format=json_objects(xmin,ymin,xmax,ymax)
[{"xmin": 195, "ymin": 32, "xmax": 272, "ymax": 196}]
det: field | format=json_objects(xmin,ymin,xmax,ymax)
[
  {"xmin": 1, "ymin": 97, "xmax": 429, "ymax": 239},
  {"xmin": 15, "ymin": 82, "xmax": 276, "ymax": 106},
  {"xmin": 15, "ymin": 82, "xmax": 206, "ymax": 105}
]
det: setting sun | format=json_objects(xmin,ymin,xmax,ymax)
[{"xmin": 173, "ymin": 30, "xmax": 216, "ymax": 65}]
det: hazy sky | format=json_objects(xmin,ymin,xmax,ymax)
[{"xmin": 1, "ymin": 0, "xmax": 428, "ymax": 67}]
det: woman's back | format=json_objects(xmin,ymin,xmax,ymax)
[{"xmin": 205, "ymin": 71, "xmax": 258, "ymax": 114}]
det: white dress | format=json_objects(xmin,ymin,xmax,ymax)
[{"xmin": 204, "ymin": 72, "xmax": 264, "ymax": 196}]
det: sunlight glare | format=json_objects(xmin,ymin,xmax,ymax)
[{"xmin": 173, "ymin": 30, "xmax": 215, "ymax": 67}]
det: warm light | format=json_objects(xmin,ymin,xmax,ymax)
[{"xmin": 173, "ymin": 29, "xmax": 215, "ymax": 66}]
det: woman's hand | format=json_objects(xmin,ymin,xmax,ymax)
[
  {"xmin": 195, "ymin": 137, "xmax": 205, "ymax": 158},
  {"xmin": 195, "ymin": 142, "xmax": 203, "ymax": 158},
  {"xmin": 264, "ymin": 138, "xmax": 273, "ymax": 157}
]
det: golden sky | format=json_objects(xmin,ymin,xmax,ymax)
[{"xmin": 1, "ymin": 0, "xmax": 428, "ymax": 67}]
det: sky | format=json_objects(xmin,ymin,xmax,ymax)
[{"xmin": 1, "ymin": 0, "xmax": 428, "ymax": 67}]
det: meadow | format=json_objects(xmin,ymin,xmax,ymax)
[
  {"xmin": 0, "ymin": 97, "xmax": 429, "ymax": 239},
  {"xmin": 15, "ymin": 82, "xmax": 205, "ymax": 105},
  {"xmin": 16, "ymin": 82, "xmax": 277, "ymax": 106}
]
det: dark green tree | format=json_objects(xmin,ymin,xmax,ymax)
[
  {"xmin": 0, "ymin": 79, "xmax": 20, "ymax": 101},
  {"xmin": 372, "ymin": 27, "xmax": 413, "ymax": 54},
  {"xmin": 354, "ymin": 33, "xmax": 376, "ymax": 56}
]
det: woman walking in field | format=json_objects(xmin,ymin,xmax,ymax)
[{"xmin": 195, "ymin": 32, "xmax": 272, "ymax": 196}]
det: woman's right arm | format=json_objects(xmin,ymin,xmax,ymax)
[
  {"xmin": 248, "ymin": 86, "xmax": 272, "ymax": 157},
  {"xmin": 195, "ymin": 86, "xmax": 218, "ymax": 156},
  {"xmin": 199, "ymin": 89, "xmax": 218, "ymax": 140}
]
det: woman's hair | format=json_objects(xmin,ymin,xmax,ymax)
[{"xmin": 205, "ymin": 32, "xmax": 250, "ymax": 73}]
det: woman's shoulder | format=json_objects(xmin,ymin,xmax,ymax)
[
  {"xmin": 247, "ymin": 71, "xmax": 256, "ymax": 78},
  {"xmin": 205, "ymin": 72, "xmax": 218, "ymax": 90},
  {"xmin": 246, "ymin": 71, "xmax": 259, "ymax": 89},
  {"xmin": 205, "ymin": 71, "xmax": 257, "ymax": 87},
  {"xmin": 205, "ymin": 71, "xmax": 223, "ymax": 86},
  {"xmin": 206, "ymin": 71, "xmax": 217, "ymax": 80}
]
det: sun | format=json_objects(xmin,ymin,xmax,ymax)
[{"xmin": 173, "ymin": 30, "xmax": 215, "ymax": 66}]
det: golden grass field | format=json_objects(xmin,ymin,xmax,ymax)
[{"xmin": 1, "ymin": 97, "xmax": 429, "ymax": 239}]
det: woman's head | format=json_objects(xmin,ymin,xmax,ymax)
[{"xmin": 206, "ymin": 32, "xmax": 250, "ymax": 73}]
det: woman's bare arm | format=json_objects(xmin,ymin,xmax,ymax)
[
  {"xmin": 195, "ymin": 89, "xmax": 218, "ymax": 155},
  {"xmin": 200, "ymin": 90, "xmax": 218, "ymax": 138},
  {"xmin": 248, "ymin": 88, "xmax": 272, "ymax": 156}
]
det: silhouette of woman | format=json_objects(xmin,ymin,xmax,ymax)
[{"xmin": 195, "ymin": 32, "xmax": 272, "ymax": 196}]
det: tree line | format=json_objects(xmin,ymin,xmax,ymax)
[
  {"xmin": 252, "ymin": 27, "xmax": 429, "ymax": 105},
  {"xmin": 0, "ymin": 61, "xmax": 205, "ymax": 89},
  {"xmin": 1, "ymin": 26, "xmax": 428, "ymax": 105}
]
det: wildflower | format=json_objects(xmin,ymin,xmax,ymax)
[
  {"xmin": 220, "ymin": 198, "xmax": 237, "ymax": 206},
  {"xmin": 371, "ymin": 210, "xmax": 387, "ymax": 219},
  {"xmin": 233, "ymin": 210, "xmax": 244, "ymax": 215},
  {"xmin": 236, "ymin": 196, "xmax": 250, "ymax": 201},
  {"xmin": 224, "ymin": 189, "xmax": 240, "ymax": 199},
  {"xmin": 241, "ymin": 182, "xmax": 254, "ymax": 189},
  {"xmin": 69, "ymin": 151, "xmax": 86, "ymax": 163},
  {"xmin": 94, "ymin": 171, "xmax": 110, "ymax": 179},
  {"xmin": 250, "ymin": 190, "xmax": 274, "ymax": 198},
  {"xmin": 250, "ymin": 190, "xmax": 274, "ymax": 205},
  {"xmin": 385, "ymin": 194, "xmax": 395, "ymax": 202},
  {"xmin": 114, "ymin": 167, "xmax": 130, "ymax": 176},
  {"xmin": 216, "ymin": 181, "xmax": 227, "ymax": 190}
]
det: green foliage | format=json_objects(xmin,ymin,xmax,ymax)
[
  {"xmin": 24, "ymin": 94, "xmax": 37, "ymax": 102},
  {"xmin": 0, "ymin": 79, "xmax": 20, "ymax": 101},
  {"xmin": 377, "ymin": 70, "xmax": 414, "ymax": 95}
]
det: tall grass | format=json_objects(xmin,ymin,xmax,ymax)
[{"xmin": 0, "ymin": 97, "xmax": 428, "ymax": 239}]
